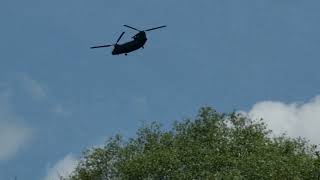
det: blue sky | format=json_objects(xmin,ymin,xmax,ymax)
[{"xmin": 1, "ymin": 0, "xmax": 320, "ymax": 179}]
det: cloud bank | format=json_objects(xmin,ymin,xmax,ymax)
[
  {"xmin": 245, "ymin": 95, "xmax": 320, "ymax": 145},
  {"xmin": 0, "ymin": 123, "xmax": 31, "ymax": 161},
  {"xmin": 45, "ymin": 154, "xmax": 78, "ymax": 180},
  {"xmin": 0, "ymin": 91, "xmax": 32, "ymax": 160},
  {"xmin": 21, "ymin": 73, "xmax": 47, "ymax": 101}
]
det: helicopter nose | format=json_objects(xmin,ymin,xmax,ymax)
[{"xmin": 112, "ymin": 47, "xmax": 118, "ymax": 55}]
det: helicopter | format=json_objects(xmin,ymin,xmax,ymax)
[{"xmin": 90, "ymin": 25, "xmax": 166, "ymax": 56}]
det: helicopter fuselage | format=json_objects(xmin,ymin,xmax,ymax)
[
  {"xmin": 112, "ymin": 32, "xmax": 147, "ymax": 55},
  {"xmin": 91, "ymin": 25, "xmax": 166, "ymax": 55}
]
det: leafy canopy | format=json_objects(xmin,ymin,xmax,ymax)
[{"xmin": 64, "ymin": 107, "xmax": 320, "ymax": 180}]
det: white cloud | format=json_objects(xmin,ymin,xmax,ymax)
[
  {"xmin": 20, "ymin": 73, "xmax": 73, "ymax": 117},
  {"xmin": 45, "ymin": 154, "xmax": 78, "ymax": 180},
  {"xmin": 0, "ymin": 91, "xmax": 32, "ymax": 160},
  {"xmin": 0, "ymin": 122, "xmax": 31, "ymax": 160},
  {"xmin": 21, "ymin": 74, "xmax": 47, "ymax": 100},
  {"xmin": 244, "ymin": 95, "xmax": 320, "ymax": 145},
  {"xmin": 130, "ymin": 96, "xmax": 148, "ymax": 119},
  {"xmin": 52, "ymin": 104, "xmax": 72, "ymax": 117}
]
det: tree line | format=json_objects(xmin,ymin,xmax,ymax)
[{"xmin": 63, "ymin": 107, "xmax": 320, "ymax": 179}]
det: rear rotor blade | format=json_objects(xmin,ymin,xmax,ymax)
[
  {"xmin": 145, "ymin": 25, "xmax": 167, "ymax": 32},
  {"xmin": 90, "ymin": 44, "xmax": 113, "ymax": 49},
  {"xmin": 123, "ymin": 25, "xmax": 140, "ymax": 31},
  {"xmin": 116, "ymin": 32, "xmax": 125, "ymax": 43}
]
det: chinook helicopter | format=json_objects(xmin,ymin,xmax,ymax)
[{"xmin": 90, "ymin": 25, "xmax": 166, "ymax": 56}]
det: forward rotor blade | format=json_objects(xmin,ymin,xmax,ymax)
[
  {"xmin": 123, "ymin": 25, "xmax": 140, "ymax": 31},
  {"xmin": 90, "ymin": 44, "xmax": 113, "ymax": 49},
  {"xmin": 145, "ymin": 25, "xmax": 167, "ymax": 32},
  {"xmin": 116, "ymin": 32, "xmax": 125, "ymax": 43}
]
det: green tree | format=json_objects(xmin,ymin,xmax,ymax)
[{"xmin": 64, "ymin": 107, "xmax": 320, "ymax": 180}]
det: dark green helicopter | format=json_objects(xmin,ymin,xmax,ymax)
[{"xmin": 90, "ymin": 25, "xmax": 166, "ymax": 56}]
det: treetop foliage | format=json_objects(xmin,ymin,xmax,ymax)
[{"xmin": 64, "ymin": 107, "xmax": 320, "ymax": 180}]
